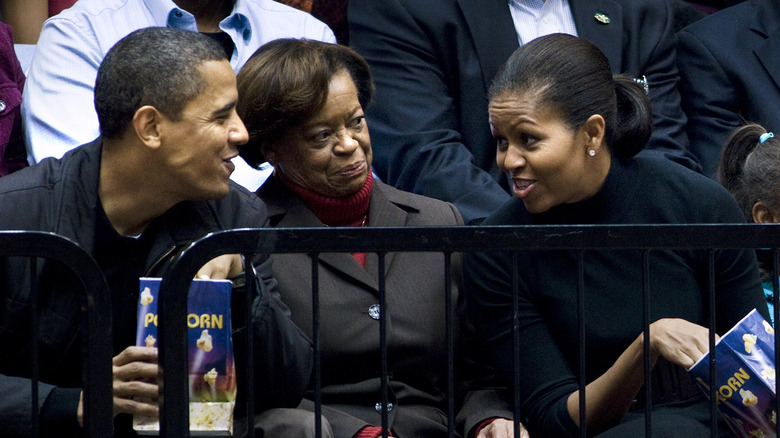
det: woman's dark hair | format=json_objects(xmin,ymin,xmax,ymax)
[
  {"xmin": 718, "ymin": 123, "xmax": 780, "ymax": 222},
  {"xmin": 488, "ymin": 33, "xmax": 652, "ymax": 159},
  {"xmin": 236, "ymin": 38, "xmax": 375, "ymax": 167}
]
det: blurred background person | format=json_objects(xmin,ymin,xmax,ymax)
[
  {"xmin": 274, "ymin": 0, "xmax": 348, "ymax": 44},
  {"xmin": 0, "ymin": 21, "xmax": 27, "ymax": 176},
  {"xmin": 677, "ymin": 0, "xmax": 779, "ymax": 178},
  {"xmin": 0, "ymin": 0, "xmax": 76, "ymax": 44}
]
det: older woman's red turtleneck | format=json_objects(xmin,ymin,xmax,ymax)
[{"xmin": 280, "ymin": 171, "xmax": 374, "ymax": 266}]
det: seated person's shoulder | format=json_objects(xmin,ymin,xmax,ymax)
[
  {"xmin": 211, "ymin": 180, "xmax": 269, "ymax": 225},
  {"xmin": 678, "ymin": 0, "xmax": 752, "ymax": 38},
  {"xmin": 631, "ymin": 154, "xmax": 744, "ymax": 220},
  {"xmin": 375, "ymin": 180, "xmax": 463, "ymax": 225},
  {"xmin": 633, "ymin": 153, "xmax": 718, "ymax": 189},
  {"xmin": 0, "ymin": 154, "xmax": 68, "ymax": 193}
]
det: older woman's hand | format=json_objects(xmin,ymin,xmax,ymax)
[
  {"xmin": 196, "ymin": 254, "xmax": 244, "ymax": 280},
  {"xmin": 649, "ymin": 318, "xmax": 716, "ymax": 370},
  {"xmin": 476, "ymin": 419, "xmax": 530, "ymax": 438}
]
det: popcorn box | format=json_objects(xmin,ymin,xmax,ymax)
[
  {"xmin": 133, "ymin": 277, "xmax": 236, "ymax": 435},
  {"xmin": 689, "ymin": 309, "xmax": 777, "ymax": 438}
]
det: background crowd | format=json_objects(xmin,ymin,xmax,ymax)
[{"xmin": 0, "ymin": 0, "xmax": 776, "ymax": 437}]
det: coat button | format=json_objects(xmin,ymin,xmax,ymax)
[
  {"xmin": 375, "ymin": 402, "xmax": 393, "ymax": 413},
  {"xmin": 0, "ymin": 100, "xmax": 6, "ymax": 113},
  {"xmin": 368, "ymin": 304, "xmax": 381, "ymax": 320}
]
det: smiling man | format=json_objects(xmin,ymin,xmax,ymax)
[{"xmin": 0, "ymin": 28, "xmax": 312, "ymax": 437}]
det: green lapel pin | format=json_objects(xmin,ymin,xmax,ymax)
[{"xmin": 594, "ymin": 12, "xmax": 611, "ymax": 24}]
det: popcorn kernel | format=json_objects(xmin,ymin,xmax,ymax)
[{"xmin": 196, "ymin": 329, "xmax": 213, "ymax": 352}]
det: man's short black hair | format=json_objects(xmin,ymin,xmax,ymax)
[{"xmin": 94, "ymin": 27, "xmax": 228, "ymax": 139}]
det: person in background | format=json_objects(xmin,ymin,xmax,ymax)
[
  {"xmin": 0, "ymin": 0, "xmax": 77, "ymax": 44},
  {"xmin": 274, "ymin": 0, "xmax": 349, "ymax": 44},
  {"xmin": 236, "ymin": 38, "xmax": 525, "ymax": 438},
  {"xmin": 348, "ymin": 0, "xmax": 699, "ymax": 225},
  {"xmin": 463, "ymin": 33, "xmax": 767, "ymax": 437},
  {"xmin": 677, "ymin": 0, "xmax": 780, "ymax": 178},
  {"xmin": 0, "ymin": 28, "xmax": 312, "ymax": 437},
  {"xmin": 718, "ymin": 123, "xmax": 780, "ymax": 325},
  {"xmin": 0, "ymin": 22, "xmax": 27, "ymax": 176},
  {"xmin": 21, "ymin": 0, "xmax": 335, "ymax": 192}
]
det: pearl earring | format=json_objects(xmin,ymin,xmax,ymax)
[{"xmin": 588, "ymin": 149, "xmax": 596, "ymax": 157}]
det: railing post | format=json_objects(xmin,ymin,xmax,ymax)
[
  {"xmin": 243, "ymin": 254, "xmax": 257, "ymax": 434},
  {"xmin": 30, "ymin": 257, "xmax": 39, "ymax": 438},
  {"xmin": 577, "ymin": 250, "xmax": 587, "ymax": 438},
  {"xmin": 444, "ymin": 252, "xmax": 455, "ymax": 438},
  {"xmin": 378, "ymin": 252, "xmax": 389, "ymax": 438},
  {"xmin": 512, "ymin": 251, "xmax": 522, "ymax": 438},
  {"xmin": 311, "ymin": 252, "xmax": 323, "ymax": 438},
  {"xmin": 708, "ymin": 251, "xmax": 718, "ymax": 438},
  {"xmin": 642, "ymin": 250, "xmax": 652, "ymax": 438}
]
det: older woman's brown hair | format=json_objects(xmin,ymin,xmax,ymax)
[{"xmin": 236, "ymin": 38, "xmax": 375, "ymax": 167}]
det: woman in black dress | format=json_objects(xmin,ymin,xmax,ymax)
[{"xmin": 463, "ymin": 33, "xmax": 768, "ymax": 438}]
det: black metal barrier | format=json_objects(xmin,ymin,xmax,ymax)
[
  {"xmin": 156, "ymin": 224, "xmax": 780, "ymax": 438},
  {"xmin": 0, "ymin": 231, "xmax": 114, "ymax": 437}
]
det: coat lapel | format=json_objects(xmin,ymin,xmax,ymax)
[
  {"xmin": 363, "ymin": 182, "xmax": 410, "ymax": 276},
  {"xmin": 752, "ymin": 0, "xmax": 780, "ymax": 92},
  {"xmin": 457, "ymin": 0, "xmax": 520, "ymax": 89},
  {"xmin": 260, "ymin": 177, "xmax": 379, "ymax": 291},
  {"xmin": 571, "ymin": 0, "xmax": 623, "ymax": 73}
]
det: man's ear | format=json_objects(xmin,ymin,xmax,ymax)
[
  {"xmin": 132, "ymin": 105, "xmax": 163, "ymax": 149},
  {"xmin": 582, "ymin": 114, "xmax": 606, "ymax": 154},
  {"xmin": 753, "ymin": 202, "xmax": 778, "ymax": 224}
]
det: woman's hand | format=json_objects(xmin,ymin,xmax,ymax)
[
  {"xmin": 196, "ymin": 254, "xmax": 243, "ymax": 280},
  {"xmin": 476, "ymin": 419, "xmax": 530, "ymax": 438},
  {"xmin": 648, "ymin": 318, "xmax": 715, "ymax": 369},
  {"xmin": 567, "ymin": 318, "xmax": 716, "ymax": 432}
]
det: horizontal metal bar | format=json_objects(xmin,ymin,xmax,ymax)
[{"xmin": 163, "ymin": 224, "xmax": 780, "ymax": 257}]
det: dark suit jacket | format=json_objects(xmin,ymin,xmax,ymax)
[
  {"xmin": 349, "ymin": 0, "xmax": 697, "ymax": 224},
  {"xmin": 677, "ymin": 0, "xmax": 780, "ymax": 178},
  {"xmin": 257, "ymin": 176, "xmax": 509, "ymax": 437}
]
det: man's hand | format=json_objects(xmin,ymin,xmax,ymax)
[
  {"xmin": 476, "ymin": 419, "xmax": 530, "ymax": 438},
  {"xmin": 110, "ymin": 346, "xmax": 159, "ymax": 418},
  {"xmin": 196, "ymin": 254, "xmax": 243, "ymax": 280}
]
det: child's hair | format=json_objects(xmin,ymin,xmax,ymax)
[{"xmin": 718, "ymin": 123, "xmax": 780, "ymax": 222}]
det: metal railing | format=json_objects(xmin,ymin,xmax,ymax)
[
  {"xmin": 0, "ymin": 231, "xmax": 114, "ymax": 438},
  {"xmin": 155, "ymin": 224, "xmax": 780, "ymax": 438}
]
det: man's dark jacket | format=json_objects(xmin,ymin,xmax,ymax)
[{"xmin": 0, "ymin": 139, "xmax": 313, "ymax": 437}]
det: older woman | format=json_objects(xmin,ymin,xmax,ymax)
[
  {"xmin": 463, "ymin": 34, "xmax": 769, "ymax": 437},
  {"xmin": 236, "ymin": 39, "xmax": 519, "ymax": 438}
]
